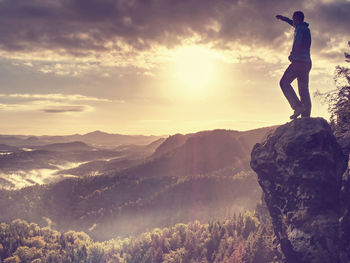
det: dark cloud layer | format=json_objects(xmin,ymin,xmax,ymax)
[
  {"xmin": 41, "ymin": 105, "xmax": 88, "ymax": 113},
  {"xmin": 0, "ymin": 0, "xmax": 348, "ymax": 58}
]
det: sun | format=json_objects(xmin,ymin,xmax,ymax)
[{"xmin": 171, "ymin": 45, "xmax": 217, "ymax": 94}]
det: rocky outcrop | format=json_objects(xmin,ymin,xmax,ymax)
[
  {"xmin": 340, "ymin": 158, "xmax": 350, "ymax": 262},
  {"xmin": 336, "ymin": 131, "xmax": 350, "ymax": 156},
  {"xmin": 250, "ymin": 118, "xmax": 349, "ymax": 263}
]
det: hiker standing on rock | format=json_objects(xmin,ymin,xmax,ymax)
[{"xmin": 276, "ymin": 11, "xmax": 312, "ymax": 119}]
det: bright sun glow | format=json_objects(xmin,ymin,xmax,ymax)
[{"xmin": 171, "ymin": 45, "xmax": 218, "ymax": 94}]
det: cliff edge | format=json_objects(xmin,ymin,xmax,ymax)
[{"xmin": 250, "ymin": 117, "xmax": 349, "ymax": 263}]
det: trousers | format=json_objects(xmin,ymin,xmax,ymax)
[{"xmin": 280, "ymin": 61, "xmax": 312, "ymax": 117}]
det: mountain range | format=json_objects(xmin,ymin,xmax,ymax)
[
  {"xmin": 0, "ymin": 126, "xmax": 274, "ymax": 240},
  {"xmin": 0, "ymin": 130, "xmax": 164, "ymax": 148}
]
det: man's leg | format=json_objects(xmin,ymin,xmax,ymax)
[
  {"xmin": 297, "ymin": 63, "xmax": 312, "ymax": 117},
  {"xmin": 280, "ymin": 64, "xmax": 302, "ymax": 111}
]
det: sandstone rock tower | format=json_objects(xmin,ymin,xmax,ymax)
[{"xmin": 251, "ymin": 118, "xmax": 349, "ymax": 263}]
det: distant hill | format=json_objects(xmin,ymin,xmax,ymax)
[
  {"xmin": 0, "ymin": 144, "xmax": 20, "ymax": 153},
  {"xmin": 0, "ymin": 136, "xmax": 28, "ymax": 147},
  {"xmin": 0, "ymin": 145, "xmax": 124, "ymax": 172},
  {"xmin": 59, "ymin": 127, "xmax": 274, "ymax": 179},
  {"xmin": 143, "ymin": 137, "xmax": 167, "ymax": 151},
  {"xmin": 152, "ymin": 133, "xmax": 191, "ymax": 157},
  {"xmin": 66, "ymin": 130, "xmax": 165, "ymax": 147},
  {"xmin": 57, "ymin": 138, "xmax": 167, "ymax": 177},
  {"xmin": 124, "ymin": 128, "xmax": 273, "ymax": 178},
  {"xmin": 0, "ymin": 131, "xmax": 165, "ymax": 148},
  {"xmin": 0, "ymin": 135, "xmax": 166, "ymax": 189},
  {"xmin": 32, "ymin": 141, "xmax": 93, "ymax": 152}
]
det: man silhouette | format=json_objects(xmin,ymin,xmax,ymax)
[{"xmin": 276, "ymin": 11, "xmax": 312, "ymax": 119}]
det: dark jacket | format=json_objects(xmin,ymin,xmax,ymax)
[{"xmin": 282, "ymin": 17, "xmax": 312, "ymax": 62}]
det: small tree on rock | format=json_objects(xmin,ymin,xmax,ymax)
[{"xmin": 316, "ymin": 41, "xmax": 350, "ymax": 134}]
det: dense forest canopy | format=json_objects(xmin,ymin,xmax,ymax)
[{"xmin": 0, "ymin": 205, "xmax": 280, "ymax": 263}]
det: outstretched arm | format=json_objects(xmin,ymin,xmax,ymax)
[{"xmin": 276, "ymin": 15, "xmax": 293, "ymax": 26}]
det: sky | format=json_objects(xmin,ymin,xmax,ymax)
[{"xmin": 0, "ymin": 0, "xmax": 349, "ymax": 136}]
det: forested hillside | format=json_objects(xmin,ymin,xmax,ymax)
[
  {"xmin": 0, "ymin": 171, "xmax": 261, "ymax": 240},
  {"xmin": 0, "ymin": 202, "xmax": 280, "ymax": 263}
]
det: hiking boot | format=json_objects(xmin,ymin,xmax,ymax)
[
  {"xmin": 301, "ymin": 111, "xmax": 310, "ymax": 118},
  {"xmin": 290, "ymin": 106, "xmax": 305, "ymax": 120}
]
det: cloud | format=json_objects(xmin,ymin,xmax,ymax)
[
  {"xmin": 0, "ymin": 93, "xmax": 104, "ymax": 113},
  {"xmin": 0, "ymin": 0, "xmax": 348, "ymax": 68},
  {"xmin": 41, "ymin": 105, "xmax": 90, "ymax": 113},
  {"xmin": 0, "ymin": 101, "xmax": 92, "ymax": 113},
  {"xmin": 0, "ymin": 103, "xmax": 23, "ymax": 110},
  {"xmin": 0, "ymin": 93, "xmax": 114, "ymax": 102},
  {"xmin": 0, "ymin": 0, "xmax": 293, "ymax": 53}
]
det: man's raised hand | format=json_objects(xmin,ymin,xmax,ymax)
[{"xmin": 276, "ymin": 15, "xmax": 284, "ymax": 20}]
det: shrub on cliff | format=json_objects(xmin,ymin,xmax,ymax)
[{"xmin": 316, "ymin": 41, "xmax": 350, "ymax": 134}]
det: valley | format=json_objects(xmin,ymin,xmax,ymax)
[{"xmin": 0, "ymin": 127, "xmax": 273, "ymax": 240}]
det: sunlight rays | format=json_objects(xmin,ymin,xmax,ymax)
[{"xmin": 170, "ymin": 45, "xmax": 219, "ymax": 96}]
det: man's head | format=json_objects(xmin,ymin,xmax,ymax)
[{"xmin": 292, "ymin": 11, "xmax": 304, "ymax": 26}]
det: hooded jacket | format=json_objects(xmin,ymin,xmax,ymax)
[{"xmin": 282, "ymin": 17, "xmax": 312, "ymax": 63}]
